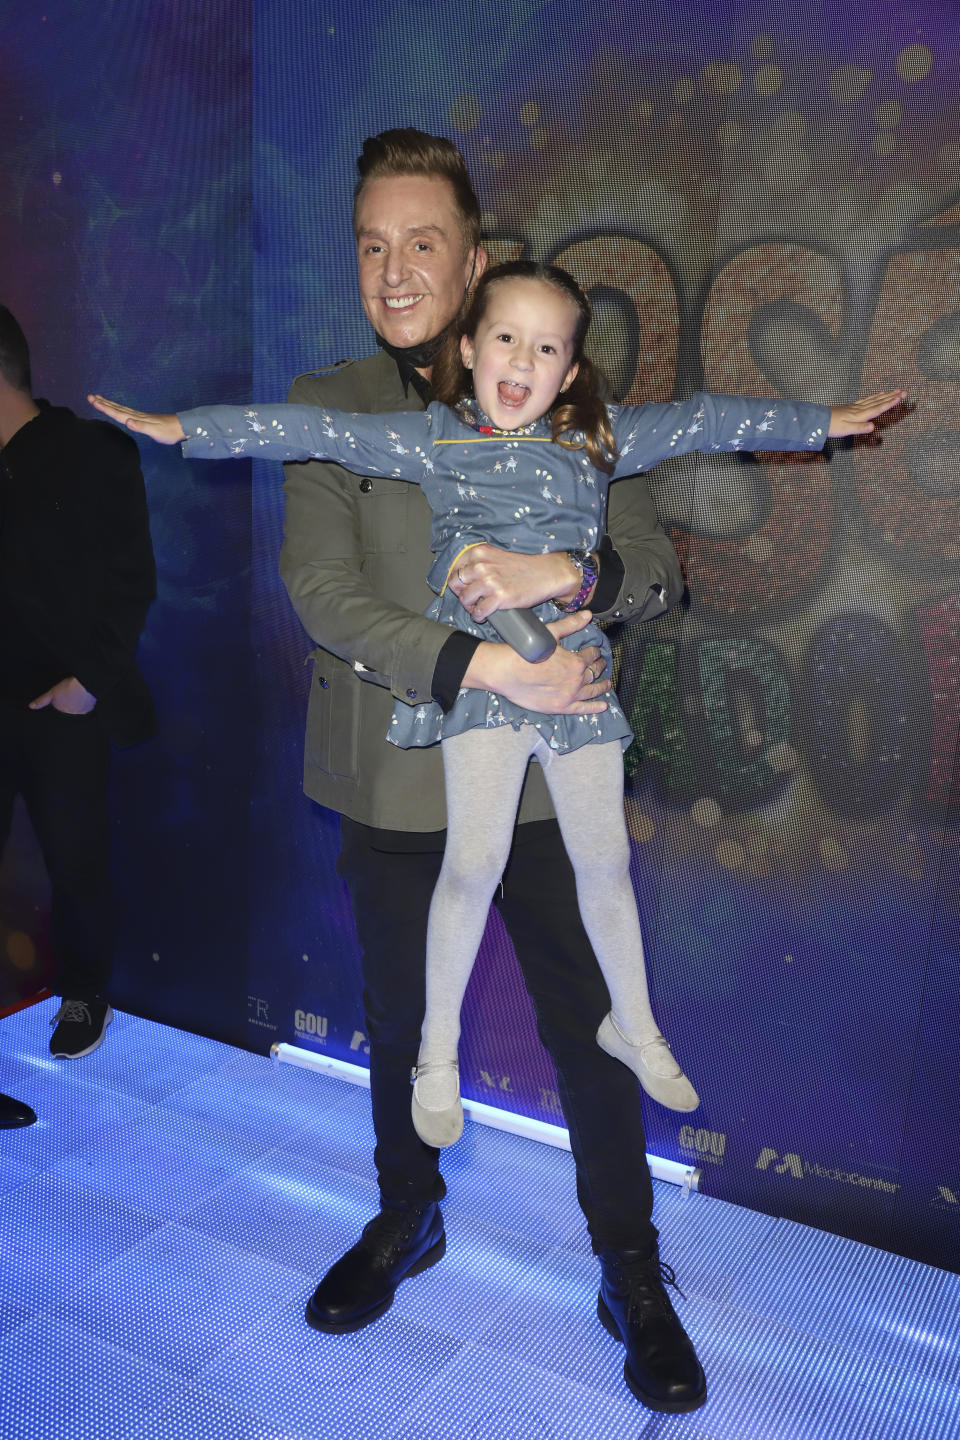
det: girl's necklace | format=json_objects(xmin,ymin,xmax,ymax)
[
  {"xmin": 457, "ymin": 399, "xmax": 547, "ymax": 438},
  {"xmin": 476, "ymin": 418, "xmax": 541, "ymax": 436}
]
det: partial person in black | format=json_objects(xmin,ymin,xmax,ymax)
[
  {"xmin": 0, "ymin": 305, "xmax": 156, "ymax": 1059},
  {"xmin": 0, "ymin": 1091, "xmax": 36, "ymax": 1127}
]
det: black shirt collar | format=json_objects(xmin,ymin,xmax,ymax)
[{"xmin": 392, "ymin": 353, "xmax": 433, "ymax": 407}]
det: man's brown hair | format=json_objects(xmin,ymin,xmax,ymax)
[{"xmin": 354, "ymin": 128, "xmax": 481, "ymax": 252}]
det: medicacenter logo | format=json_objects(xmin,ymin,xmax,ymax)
[{"xmin": 755, "ymin": 1147, "xmax": 899, "ymax": 1194}]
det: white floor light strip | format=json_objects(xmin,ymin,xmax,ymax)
[{"xmin": 270, "ymin": 1041, "xmax": 700, "ymax": 1194}]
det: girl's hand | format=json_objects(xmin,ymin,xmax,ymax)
[
  {"xmin": 828, "ymin": 389, "xmax": 907, "ymax": 437},
  {"xmin": 88, "ymin": 395, "xmax": 186, "ymax": 444},
  {"xmin": 450, "ymin": 544, "xmax": 585, "ymax": 622}
]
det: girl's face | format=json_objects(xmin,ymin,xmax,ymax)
[{"xmin": 460, "ymin": 277, "xmax": 580, "ymax": 430}]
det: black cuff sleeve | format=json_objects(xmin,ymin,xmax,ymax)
[
  {"xmin": 432, "ymin": 630, "xmax": 483, "ymax": 712},
  {"xmin": 591, "ymin": 533, "xmax": 624, "ymax": 614}
]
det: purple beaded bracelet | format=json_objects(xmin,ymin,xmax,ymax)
[{"xmin": 556, "ymin": 549, "xmax": 600, "ymax": 613}]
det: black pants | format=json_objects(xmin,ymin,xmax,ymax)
[
  {"xmin": 338, "ymin": 814, "xmax": 657, "ymax": 1254},
  {"xmin": 0, "ymin": 702, "xmax": 112, "ymax": 1001}
]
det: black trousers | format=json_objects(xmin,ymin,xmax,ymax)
[
  {"xmin": 0, "ymin": 702, "xmax": 112, "ymax": 1001},
  {"xmin": 338, "ymin": 814, "xmax": 657, "ymax": 1254}
]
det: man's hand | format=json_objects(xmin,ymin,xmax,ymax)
[
  {"xmin": 462, "ymin": 611, "xmax": 609, "ymax": 714},
  {"xmin": 88, "ymin": 395, "xmax": 186, "ymax": 444},
  {"xmin": 828, "ymin": 390, "xmax": 907, "ymax": 437},
  {"xmin": 449, "ymin": 544, "xmax": 587, "ymax": 623},
  {"xmin": 29, "ymin": 677, "xmax": 97, "ymax": 714}
]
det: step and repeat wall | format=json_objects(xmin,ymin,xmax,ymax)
[{"xmin": 2, "ymin": 0, "xmax": 957, "ymax": 1270}]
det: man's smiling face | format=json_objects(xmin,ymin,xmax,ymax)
[{"xmin": 354, "ymin": 174, "xmax": 477, "ymax": 352}]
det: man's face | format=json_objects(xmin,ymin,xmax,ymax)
[{"xmin": 355, "ymin": 174, "xmax": 478, "ymax": 350}]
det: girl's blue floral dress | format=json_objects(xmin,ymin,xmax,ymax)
[{"xmin": 179, "ymin": 392, "xmax": 828, "ymax": 755}]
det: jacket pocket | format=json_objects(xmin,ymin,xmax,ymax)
[
  {"xmin": 305, "ymin": 655, "xmax": 360, "ymax": 781},
  {"xmin": 357, "ymin": 480, "xmax": 410, "ymax": 554}
]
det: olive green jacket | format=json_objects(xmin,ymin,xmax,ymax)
[{"xmin": 279, "ymin": 350, "xmax": 683, "ymax": 832}]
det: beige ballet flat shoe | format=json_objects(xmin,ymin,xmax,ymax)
[
  {"xmin": 597, "ymin": 1013, "xmax": 700, "ymax": 1112},
  {"xmin": 411, "ymin": 1059, "xmax": 464, "ymax": 1148}
]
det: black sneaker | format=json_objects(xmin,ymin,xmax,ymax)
[{"xmin": 49, "ymin": 999, "xmax": 113, "ymax": 1058}]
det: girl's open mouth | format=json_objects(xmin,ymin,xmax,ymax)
[{"xmin": 497, "ymin": 381, "xmax": 530, "ymax": 407}]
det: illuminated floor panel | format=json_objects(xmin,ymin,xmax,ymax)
[
  {"xmin": 54, "ymin": 1224, "xmax": 313, "ymax": 1379},
  {"xmin": 0, "ymin": 1318, "xmax": 179, "ymax": 1440},
  {"xmin": 434, "ymin": 1119, "xmax": 588, "ymax": 1248},
  {"xmin": 128, "ymin": 1390, "xmax": 289, "ymax": 1440},
  {"xmin": 1, "ymin": 1000, "xmax": 958, "ymax": 1440}
]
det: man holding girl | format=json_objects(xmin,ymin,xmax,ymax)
[
  {"xmin": 221, "ymin": 126, "xmax": 703, "ymax": 1413},
  {"xmin": 278, "ymin": 128, "xmax": 704, "ymax": 1413}
]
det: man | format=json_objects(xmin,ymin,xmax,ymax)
[
  {"xmin": 279, "ymin": 131, "xmax": 705, "ymax": 1413},
  {"xmin": 0, "ymin": 306, "xmax": 156, "ymax": 1059}
]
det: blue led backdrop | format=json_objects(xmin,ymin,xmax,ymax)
[{"xmin": 1, "ymin": 0, "xmax": 957, "ymax": 1269}]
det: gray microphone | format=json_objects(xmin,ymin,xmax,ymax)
[{"xmin": 488, "ymin": 608, "xmax": 557, "ymax": 663}]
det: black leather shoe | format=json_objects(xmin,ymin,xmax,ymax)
[
  {"xmin": 597, "ymin": 1248, "xmax": 706, "ymax": 1413},
  {"xmin": 305, "ymin": 1202, "xmax": 445, "ymax": 1333},
  {"xmin": 0, "ymin": 1092, "xmax": 37, "ymax": 1129}
]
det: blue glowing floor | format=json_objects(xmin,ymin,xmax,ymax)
[{"xmin": 1, "ymin": 1002, "xmax": 958, "ymax": 1440}]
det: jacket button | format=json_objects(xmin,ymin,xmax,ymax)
[
  {"xmin": 406, "ymin": 688, "xmax": 417, "ymax": 699},
  {"xmin": 318, "ymin": 676, "xmax": 329, "ymax": 689},
  {"xmin": 359, "ymin": 478, "xmax": 373, "ymax": 493},
  {"xmin": 625, "ymin": 593, "xmax": 635, "ymax": 605}
]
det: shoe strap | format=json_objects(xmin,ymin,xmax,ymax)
[
  {"xmin": 610, "ymin": 1016, "xmax": 671, "ymax": 1055},
  {"xmin": 411, "ymin": 1060, "xmax": 459, "ymax": 1079},
  {"xmin": 638, "ymin": 1036, "xmax": 672, "ymax": 1057}
]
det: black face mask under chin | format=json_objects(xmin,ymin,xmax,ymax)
[{"xmin": 375, "ymin": 332, "xmax": 446, "ymax": 370}]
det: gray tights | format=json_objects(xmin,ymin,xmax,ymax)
[{"xmin": 419, "ymin": 724, "xmax": 662, "ymax": 1066}]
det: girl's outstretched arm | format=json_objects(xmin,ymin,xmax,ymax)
[
  {"xmin": 90, "ymin": 395, "xmax": 435, "ymax": 485},
  {"xmin": 608, "ymin": 392, "xmax": 831, "ymax": 476},
  {"xmin": 607, "ymin": 387, "xmax": 907, "ymax": 478},
  {"xmin": 88, "ymin": 396, "xmax": 185, "ymax": 443},
  {"xmin": 828, "ymin": 390, "xmax": 906, "ymax": 436}
]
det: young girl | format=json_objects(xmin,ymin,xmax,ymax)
[{"xmin": 90, "ymin": 262, "xmax": 903, "ymax": 1148}]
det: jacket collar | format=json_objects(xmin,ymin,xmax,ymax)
[{"xmin": 370, "ymin": 348, "xmax": 432, "ymax": 409}]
